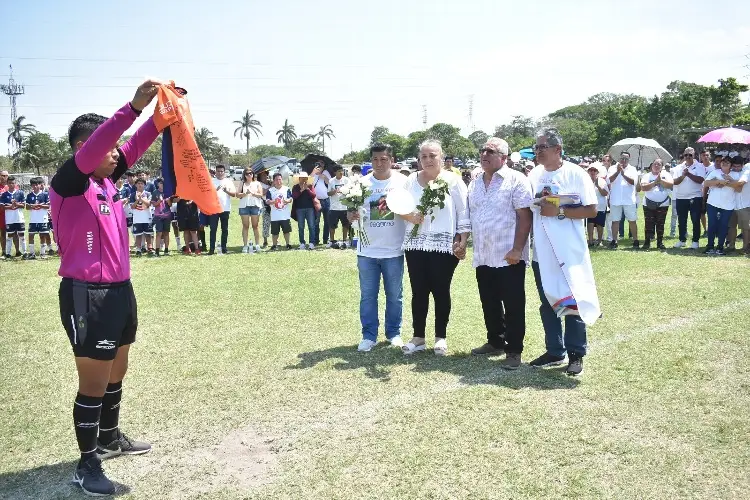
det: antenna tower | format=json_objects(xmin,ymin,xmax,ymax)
[
  {"xmin": 422, "ymin": 105, "xmax": 427, "ymax": 130},
  {"xmin": 1, "ymin": 65, "xmax": 26, "ymax": 154}
]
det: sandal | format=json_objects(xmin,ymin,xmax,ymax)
[
  {"xmin": 434, "ymin": 339, "xmax": 448, "ymax": 356},
  {"xmin": 402, "ymin": 340, "xmax": 426, "ymax": 355}
]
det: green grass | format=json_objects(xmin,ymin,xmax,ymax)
[{"xmin": 1, "ymin": 204, "xmax": 749, "ymax": 499}]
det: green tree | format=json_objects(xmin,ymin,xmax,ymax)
[
  {"xmin": 369, "ymin": 126, "xmax": 390, "ymax": 146},
  {"xmin": 0, "ymin": 155, "xmax": 12, "ymax": 171},
  {"xmin": 194, "ymin": 127, "xmax": 222, "ymax": 163},
  {"xmin": 468, "ymin": 130, "xmax": 489, "ymax": 149},
  {"xmin": 131, "ymin": 136, "xmax": 163, "ymax": 175},
  {"xmin": 276, "ymin": 119, "xmax": 297, "ymax": 149},
  {"xmin": 404, "ymin": 130, "xmax": 428, "ymax": 158},
  {"xmin": 549, "ymin": 118, "xmax": 596, "ymax": 156},
  {"xmin": 233, "ymin": 111, "xmax": 263, "ymax": 153},
  {"xmin": 249, "ymin": 144, "xmax": 287, "ymax": 162},
  {"xmin": 379, "ymin": 133, "xmax": 407, "ymax": 160},
  {"xmin": 338, "ymin": 149, "xmax": 370, "ymax": 164},
  {"xmin": 318, "ymin": 124, "xmax": 335, "ymax": 155},
  {"xmin": 7, "ymin": 116, "xmax": 37, "ymax": 152},
  {"xmin": 287, "ymin": 136, "xmax": 323, "ymax": 158},
  {"xmin": 13, "ymin": 132, "xmax": 67, "ymax": 175}
]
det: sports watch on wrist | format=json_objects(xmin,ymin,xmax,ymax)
[{"xmin": 557, "ymin": 207, "xmax": 566, "ymax": 220}]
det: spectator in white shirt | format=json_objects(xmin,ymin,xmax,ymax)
[
  {"xmin": 265, "ymin": 172, "xmax": 293, "ymax": 250},
  {"xmin": 310, "ymin": 162, "xmax": 331, "ymax": 246},
  {"xmin": 208, "ymin": 165, "xmax": 236, "ymax": 255},
  {"xmin": 672, "ymin": 147, "xmax": 707, "ymax": 249},
  {"xmin": 587, "ymin": 165, "xmax": 609, "ymax": 247},
  {"xmin": 703, "ymin": 156, "xmax": 740, "ymax": 255},
  {"xmin": 400, "ymin": 139, "xmax": 471, "ymax": 356},
  {"xmin": 732, "ymin": 155, "xmax": 750, "ymax": 253},
  {"xmin": 327, "ymin": 165, "xmax": 350, "ymax": 248},
  {"xmin": 699, "ymin": 150, "xmax": 713, "ymax": 237},
  {"xmin": 467, "ymin": 138, "xmax": 533, "ymax": 370},
  {"xmin": 236, "ymin": 168, "xmax": 265, "ymax": 253},
  {"xmin": 607, "ymin": 151, "xmax": 639, "ymax": 249},
  {"xmin": 639, "ymin": 159, "xmax": 673, "ymax": 250}
]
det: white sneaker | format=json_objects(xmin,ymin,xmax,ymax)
[
  {"xmin": 673, "ymin": 241, "xmax": 686, "ymax": 248},
  {"xmin": 339, "ymin": 242, "xmax": 347, "ymax": 249},
  {"xmin": 241, "ymin": 245, "xmax": 249, "ymax": 254},
  {"xmin": 690, "ymin": 242, "xmax": 699, "ymax": 250},
  {"xmin": 327, "ymin": 241, "xmax": 335, "ymax": 248},
  {"xmin": 254, "ymin": 245, "xmax": 261, "ymax": 252},
  {"xmin": 298, "ymin": 244, "xmax": 306, "ymax": 250},
  {"xmin": 358, "ymin": 339, "xmax": 377, "ymax": 352},
  {"xmin": 389, "ymin": 336, "xmax": 404, "ymax": 348},
  {"xmin": 308, "ymin": 243, "xmax": 315, "ymax": 250}
]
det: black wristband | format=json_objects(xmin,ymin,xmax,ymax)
[{"xmin": 128, "ymin": 102, "xmax": 143, "ymax": 116}]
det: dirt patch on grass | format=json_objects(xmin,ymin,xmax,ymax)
[{"xmin": 213, "ymin": 428, "xmax": 280, "ymax": 489}]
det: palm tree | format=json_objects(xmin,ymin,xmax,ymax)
[
  {"xmin": 195, "ymin": 127, "xmax": 220, "ymax": 159},
  {"xmin": 317, "ymin": 124, "xmax": 335, "ymax": 155},
  {"xmin": 7, "ymin": 116, "xmax": 37, "ymax": 152},
  {"xmin": 233, "ymin": 111, "xmax": 262, "ymax": 154},
  {"xmin": 276, "ymin": 119, "xmax": 297, "ymax": 149}
]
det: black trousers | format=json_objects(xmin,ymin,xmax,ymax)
[
  {"xmin": 676, "ymin": 197, "xmax": 702, "ymax": 243},
  {"xmin": 405, "ymin": 250, "xmax": 459, "ymax": 338},
  {"xmin": 209, "ymin": 211, "xmax": 230, "ymax": 252},
  {"xmin": 476, "ymin": 263, "xmax": 526, "ymax": 354}
]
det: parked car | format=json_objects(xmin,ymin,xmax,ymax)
[{"xmin": 230, "ymin": 167, "xmax": 244, "ymax": 181}]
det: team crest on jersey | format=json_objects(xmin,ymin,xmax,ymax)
[
  {"xmin": 99, "ymin": 203, "xmax": 111, "ymax": 215},
  {"xmin": 78, "ymin": 315, "xmax": 85, "ymax": 330}
]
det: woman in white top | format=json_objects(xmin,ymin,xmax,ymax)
[
  {"xmin": 639, "ymin": 159, "xmax": 673, "ymax": 250},
  {"xmin": 703, "ymin": 156, "xmax": 740, "ymax": 255},
  {"xmin": 236, "ymin": 168, "xmax": 266, "ymax": 253},
  {"xmin": 400, "ymin": 140, "xmax": 471, "ymax": 356}
]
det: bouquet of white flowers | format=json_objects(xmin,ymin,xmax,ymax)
[
  {"xmin": 339, "ymin": 178, "xmax": 373, "ymax": 247},
  {"xmin": 409, "ymin": 177, "xmax": 450, "ymax": 238}
]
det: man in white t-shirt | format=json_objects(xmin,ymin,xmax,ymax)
[
  {"xmin": 527, "ymin": 128, "xmax": 598, "ymax": 377},
  {"xmin": 327, "ymin": 165, "xmax": 350, "ymax": 248},
  {"xmin": 671, "ymin": 147, "xmax": 706, "ymax": 249},
  {"xmin": 607, "ymin": 151, "xmax": 639, "ymax": 249},
  {"xmin": 209, "ymin": 165, "xmax": 236, "ymax": 255},
  {"xmin": 733, "ymin": 157, "xmax": 750, "ymax": 253},
  {"xmin": 348, "ymin": 143, "xmax": 407, "ymax": 352},
  {"xmin": 264, "ymin": 172, "xmax": 293, "ymax": 250},
  {"xmin": 310, "ymin": 162, "xmax": 331, "ymax": 246},
  {"xmin": 699, "ymin": 149, "xmax": 713, "ymax": 237}
]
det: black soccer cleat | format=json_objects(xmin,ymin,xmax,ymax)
[{"xmin": 73, "ymin": 456, "xmax": 115, "ymax": 496}]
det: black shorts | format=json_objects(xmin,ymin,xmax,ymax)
[
  {"xmin": 588, "ymin": 210, "xmax": 606, "ymax": 227},
  {"xmin": 59, "ymin": 279, "xmax": 138, "ymax": 360},
  {"xmin": 271, "ymin": 219, "xmax": 292, "ymax": 236},
  {"xmin": 132, "ymin": 223, "xmax": 152, "ymax": 236},
  {"xmin": 154, "ymin": 218, "xmax": 172, "ymax": 232},
  {"xmin": 126, "ymin": 216, "xmax": 133, "ymax": 228},
  {"xmin": 178, "ymin": 215, "xmax": 199, "ymax": 232},
  {"xmin": 6, "ymin": 222, "xmax": 25, "ymax": 234},
  {"xmin": 329, "ymin": 210, "xmax": 349, "ymax": 229},
  {"xmin": 28, "ymin": 222, "xmax": 50, "ymax": 234}
]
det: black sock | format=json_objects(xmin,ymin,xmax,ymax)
[
  {"xmin": 99, "ymin": 382, "xmax": 122, "ymax": 444},
  {"xmin": 74, "ymin": 393, "xmax": 102, "ymax": 463}
]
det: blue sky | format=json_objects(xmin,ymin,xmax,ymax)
[{"xmin": 1, "ymin": 0, "xmax": 749, "ymax": 158}]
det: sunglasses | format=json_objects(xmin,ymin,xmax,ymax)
[
  {"xmin": 534, "ymin": 144, "xmax": 554, "ymax": 152},
  {"xmin": 480, "ymin": 148, "xmax": 500, "ymax": 155},
  {"xmin": 684, "ymin": 154, "xmax": 694, "ymax": 157}
]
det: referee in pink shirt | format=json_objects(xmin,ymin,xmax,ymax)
[{"xmin": 467, "ymin": 138, "xmax": 533, "ymax": 369}]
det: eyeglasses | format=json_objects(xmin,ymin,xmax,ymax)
[
  {"xmin": 480, "ymin": 148, "xmax": 500, "ymax": 155},
  {"xmin": 534, "ymin": 144, "xmax": 554, "ymax": 152}
]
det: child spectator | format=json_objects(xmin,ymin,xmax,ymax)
[
  {"xmin": 151, "ymin": 178, "xmax": 173, "ymax": 256},
  {"xmin": 25, "ymin": 177, "xmax": 51, "ymax": 259},
  {"xmin": 0, "ymin": 176, "xmax": 27, "ymax": 258},
  {"xmin": 587, "ymin": 165, "xmax": 609, "ymax": 247},
  {"xmin": 266, "ymin": 172, "xmax": 293, "ymax": 250},
  {"xmin": 130, "ymin": 178, "xmax": 153, "ymax": 257}
]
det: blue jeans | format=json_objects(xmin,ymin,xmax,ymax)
[
  {"xmin": 357, "ymin": 255, "xmax": 404, "ymax": 342},
  {"xmin": 314, "ymin": 197, "xmax": 330, "ymax": 244},
  {"xmin": 296, "ymin": 208, "xmax": 315, "ymax": 245},
  {"xmin": 706, "ymin": 204, "xmax": 733, "ymax": 249},
  {"xmin": 532, "ymin": 261, "xmax": 587, "ymax": 357}
]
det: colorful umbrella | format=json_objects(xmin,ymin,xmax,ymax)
[{"xmin": 697, "ymin": 127, "xmax": 750, "ymax": 145}]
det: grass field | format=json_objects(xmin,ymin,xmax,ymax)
[{"xmin": 1, "ymin": 206, "xmax": 749, "ymax": 499}]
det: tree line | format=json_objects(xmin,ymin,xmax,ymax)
[{"xmin": 3, "ymin": 77, "xmax": 747, "ymax": 175}]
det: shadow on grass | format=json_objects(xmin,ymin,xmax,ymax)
[
  {"xmin": 0, "ymin": 460, "xmax": 132, "ymax": 499},
  {"xmin": 286, "ymin": 344, "xmax": 579, "ymax": 390}
]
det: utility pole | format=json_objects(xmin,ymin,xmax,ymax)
[
  {"xmin": 422, "ymin": 105, "xmax": 427, "ymax": 130},
  {"xmin": 1, "ymin": 65, "xmax": 25, "ymax": 155}
]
